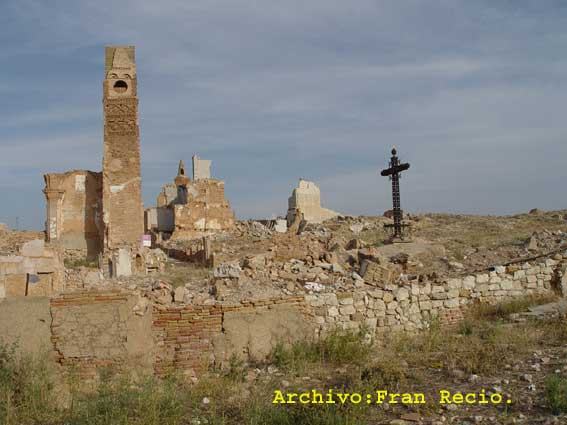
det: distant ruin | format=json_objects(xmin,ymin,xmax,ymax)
[
  {"xmin": 286, "ymin": 179, "xmax": 341, "ymax": 225},
  {"xmin": 145, "ymin": 155, "xmax": 235, "ymax": 239}
]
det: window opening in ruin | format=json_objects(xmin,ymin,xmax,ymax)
[{"xmin": 113, "ymin": 80, "xmax": 128, "ymax": 93}]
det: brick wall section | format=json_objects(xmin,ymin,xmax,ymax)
[
  {"xmin": 152, "ymin": 296, "xmax": 305, "ymax": 377},
  {"xmin": 153, "ymin": 305, "xmax": 223, "ymax": 377}
]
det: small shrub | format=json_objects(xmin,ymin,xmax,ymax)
[
  {"xmin": 225, "ymin": 354, "xmax": 247, "ymax": 382},
  {"xmin": 361, "ymin": 358, "xmax": 407, "ymax": 388},
  {"xmin": 546, "ymin": 375, "xmax": 567, "ymax": 415}
]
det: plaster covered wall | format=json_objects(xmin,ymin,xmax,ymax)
[{"xmin": 50, "ymin": 291, "xmax": 154, "ymax": 378}]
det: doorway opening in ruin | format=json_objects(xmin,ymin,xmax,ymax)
[{"xmin": 113, "ymin": 80, "xmax": 128, "ymax": 93}]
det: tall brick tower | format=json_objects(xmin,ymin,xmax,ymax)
[{"xmin": 102, "ymin": 46, "xmax": 144, "ymax": 250}]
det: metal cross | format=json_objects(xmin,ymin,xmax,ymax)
[{"xmin": 380, "ymin": 147, "xmax": 410, "ymax": 240}]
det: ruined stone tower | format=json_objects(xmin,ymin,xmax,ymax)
[{"xmin": 102, "ymin": 46, "xmax": 144, "ymax": 250}]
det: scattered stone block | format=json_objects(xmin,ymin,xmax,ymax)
[
  {"xmin": 174, "ymin": 286, "xmax": 186, "ymax": 303},
  {"xmin": 213, "ymin": 263, "xmax": 241, "ymax": 279}
]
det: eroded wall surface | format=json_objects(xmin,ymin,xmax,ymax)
[{"xmin": 153, "ymin": 296, "xmax": 308, "ymax": 377}]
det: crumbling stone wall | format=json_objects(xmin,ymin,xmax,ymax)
[
  {"xmin": 43, "ymin": 170, "xmax": 103, "ymax": 257},
  {"xmin": 173, "ymin": 179, "xmax": 235, "ymax": 236},
  {"xmin": 148, "ymin": 160, "xmax": 235, "ymax": 237},
  {"xmin": 304, "ymin": 258, "xmax": 560, "ymax": 336}
]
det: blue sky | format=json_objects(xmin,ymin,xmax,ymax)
[{"xmin": 1, "ymin": 0, "xmax": 566, "ymax": 229}]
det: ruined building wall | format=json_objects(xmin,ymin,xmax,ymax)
[
  {"xmin": 43, "ymin": 171, "xmax": 103, "ymax": 256},
  {"xmin": 102, "ymin": 46, "xmax": 144, "ymax": 249},
  {"xmin": 153, "ymin": 296, "xmax": 308, "ymax": 377},
  {"xmin": 147, "ymin": 160, "xmax": 235, "ymax": 237}
]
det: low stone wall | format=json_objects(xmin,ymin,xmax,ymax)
[
  {"xmin": 28, "ymin": 292, "xmax": 310, "ymax": 379},
  {"xmin": 306, "ymin": 258, "xmax": 560, "ymax": 335}
]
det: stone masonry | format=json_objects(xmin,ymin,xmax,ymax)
[
  {"xmin": 192, "ymin": 155, "xmax": 211, "ymax": 180},
  {"xmin": 305, "ymin": 258, "xmax": 561, "ymax": 336}
]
